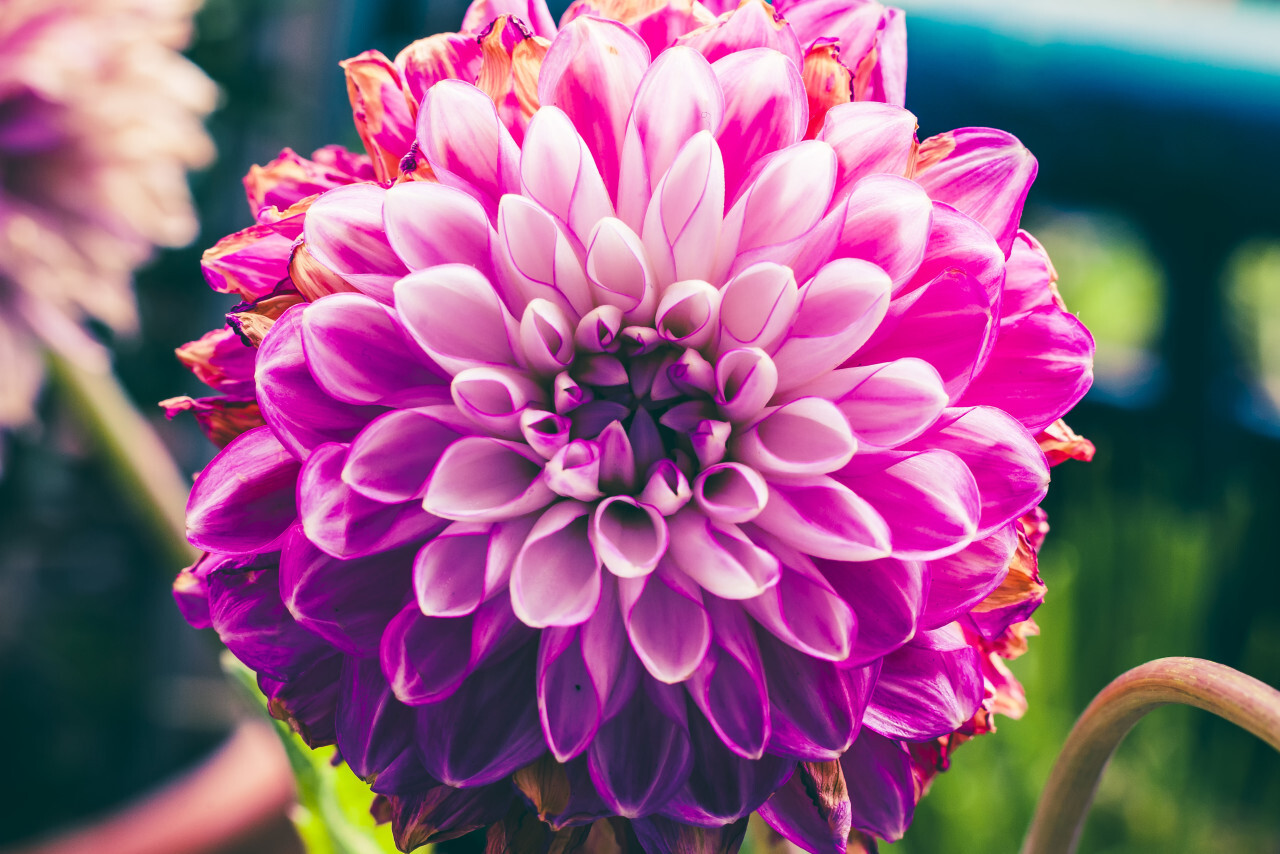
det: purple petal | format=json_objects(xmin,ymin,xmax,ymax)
[
  {"xmin": 863, "ymin": 625, "xmax": 984, "ymax": 741},
  {"xmin": 799, "ymin": 358, "xmax": 947, "ymax": 449},
  {"xmin": 342, "ymin": 406, "xmax": 472, "ymax": 504},
  {"xmin": 921, "ymin": 523, "xmax": 1017, "ymax": 630},
  {"xmin": 754, "ymin": 477, "xmax": 891, "ymax": 563},
  {"xmin": 413, "ymin": 523, "xmax": 490, "ymax": 618},
  {"xmin": 187, "ymin": 426, "xmax": 300, "ymax": 553},
  {"xmin": 589, "ymin": 678, "xmax": 693, "ymax": 818},
  {"xmin": 735, "ymin": 397, "xmax": 856, "ymax": 477},
  {"xmin": 756, "ymin": 760, "xmax": 850, "ymax": 854},
  {"xmin": 693, "ymin": 462, "xmax": 769, "ymax": 525},
  {"xmin": 759, "ymin": 633, "xmax": 875, "ymax": 760},
  {"xmin": 619, "ymin": 564, "xmax": 711, "ymax": 684},
  {"xmin": 511, "ymin": 501, "xmax": 603, "ymax": 627},
  {"xmin": 207, "ymin": 564, "xmax": 331, "ymax": 684},
  {"xmin": 303, "ymin": 184, "xmax": 409, "ymax": 301},
  {"xmin": 450, "ymin": 366, "xmax": 547, "ymax": 440},
  {"xmin": 631, "ymin": 815, "xmax": 750, "ymax": 854},
  {"xmin": 586, "ymin": 218, "xmax": 658, "ymax": 324},
  {"xmin": 281, "ymin": 526, "xmax": 413, "ymax": 655},
  {"xmin": 422, "ymin": 436, "xmax": 553, "ymax": 523},
  {"xmin": 714, "ymin": 347, "xmax": 778, "ymax": 424},
  {"xmin": 537, "ymin": 626, "xmax": 602, "ymax": 761},
  {"xmin": 495, "ymin": 194, "xmax": 594, "ymax": 318},
  {"xmin": 741, "ymin": 554, "xmax": 856, "ymax": 663},
  {"xmin": 817, "ymin": 555, "xmax": 925, "ymax": 667},
  {"xmin": 336, "ymin": 656, "xmax": 416, "ymax": 781},
  {"xmin": 593, "ymin": 496, "xmax": 668, "ymax": 578},
  {"xmin": 840, "ymin": 730, "xmax": 915, "ymax": 842},
  {"xmin": 394, "ymin": 264, "xmax": 522, "ymax": 376}
]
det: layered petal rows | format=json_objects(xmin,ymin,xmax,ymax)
[{"xmin": 170, "ymin": 1, "xmax": 1095, "ymax": 852}]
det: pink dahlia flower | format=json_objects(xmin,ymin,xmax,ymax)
[
  {"xmin": 0, "ymin": 0, "xmax": 215, "ymax": 431},
  {"xmin": 171, "ymin": 1, "xmax": 1095, "ymax": 851}
]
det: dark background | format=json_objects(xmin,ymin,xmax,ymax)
[{"xmin": 1, "ymin": 0, "xmax": 1278, "ymax": 850}]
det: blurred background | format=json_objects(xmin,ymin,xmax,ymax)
[{"xmin": 1, "ymin": 0, "xmax": 1279, "ymax": 851}]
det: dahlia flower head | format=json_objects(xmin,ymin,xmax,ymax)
[
  {"xmin": 0, "ymin": 0, "xmax": 215, "ymax": 430},
  {"xmin": 170, "ymin": 0, "xmax": 1096, "ymax": 851}
]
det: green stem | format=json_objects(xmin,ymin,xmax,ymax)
[
  {"xmin": 47, "ymin": 350, "xmax": 198, "ymax": 570},
  {"xmin": 1021, "ymin": 657, "xmax": 1280, "ymax": 854}
]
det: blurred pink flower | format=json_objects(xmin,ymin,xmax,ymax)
[{"xmin": 0, "ymin": 0, "xmax": 215, "ymax": 429}]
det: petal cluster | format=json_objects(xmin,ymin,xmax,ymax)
[
  {"xmin": 170, "ymin": 1, "xmax": 1095, "ymax": 852},
  {"xmin": 0, "ymin": 0, "xmax": 215, "ymax": 430}
]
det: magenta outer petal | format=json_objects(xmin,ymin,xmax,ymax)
[
  {"xmin": 907, "ymin": 202, "xmax": 1006, "ymax": 309},
  {"xmin": 539, "ymin": 17, "xmax": 650, "ymax": 200},
  {"xmin": 589, "ymin": 677, "xmax": 693, "ymax": 818},
  {"xmin": 960, "ymin": 303, "xmax": 1095, "ymax": 433},
  {"xmin": 820, "ymin": 102, "xmax": 918, "ymax": 201},
  {"xmin": 841, "ymin": 730, "xmax": 915, "ymax": 842},
  {"xmin": 863, "ymin": 625, "xmax": 984, "ymax": 741},
  {"xmin": 280, "ymin": 526, "xmax": 413, "ymax": 656},
  {"xmin": 1001, "ymin": 230, "xmax": 1059, "ymax": 317},
  {"xmin": 461, "ymin": 0, "xmax": 557, "ymax": 37},
  {"xmin": 921, "ymin": 522, "xmax": 1016, "ymax": 630},
  {"xmin": 256, "ymin": 306, "xmax": 384, "ymax": 459},
  {"xmin": 417, "ymin": 80, "xmax": 521, "ymax": 218},
  {"xmin": 342, "ymin": 406, "xmax": 472, "ymax": 504},
  {"xmin": 712, "ymin": 48, "xmax": 808, "ymax": 203},
  {"xmin": 302, "ymin": 184, "xmax": 409, "ymax": 301},
  {"xmin": 187, "ymin": 426, "xmax": 300, "ymax": 553},
  {"xmin": 818, "ymin": 555, "xmax": 925, "ymax": 667},
  {"xmin": 414, "ymin": 642, "xmax": 546, "ymax": 787},
  {"xmin": 300, "ymin": 292, "xmax": 449, "ymax": 408},
  {"xmin": 830, "ymin": 174, "xmax": 933, "ymax": 291},
  {"xmin": 913, "ymin": 127, "xmax": 1038, "ymax": 257},
  {"xmin": 760, "ymin": 634, "xmax": 876, "ymax": 760},
  {"xmin": 678, "ymin": 0, "xmax": 803, "ymax": 67},
  {"xmin": 742, "ymin": 561, "xmax": 856, "ymax": 663},
  {"xmin": 422, "ymin": 436, "xmax": 553, "ymax": 523},
  {"xmin": 395, "ymin": 264, "xmax": 523, "ymax": 376}
]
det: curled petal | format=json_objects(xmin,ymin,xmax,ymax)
[
  {"xmin": 714, "ymin": 347, "xmax": 778, "ymax": 424},
  {"xmin": 511, "ymin": 501, "xmax": 603, "ymax": 627},
  {"xmin": 521, "ymin": 106, "xmax": 614, "ymax": 246},
  {"xmin": 592, "ymin": 496, "xmax": 668, "ymax": 578},
  {"xmin": 423, "ymin": 437, "xmax": 553, "ymax": 522},
  {"xmin": 712, "ymin": 48, "xmax": 808, "ymax": 202},
  {"xmin": 519, "ymin": 299, "xmax": 576, "ymax": 377},
  {"xmin": 619, "ymin": 565, "xmax": 710, "ymax": 684},
  {"xmin": 639, "ymin": 460, "xmax": 693, "ymax": 516},
  {"xmin": 520, "ymin": 409, "xmax": 571, "ymax": 459},
  {"xmin": 383, "ymin": 181, "xmax": 496, "ymax": 279},
  {"xmin": 396, "ymin": 33, "xmax": 485, "ymax": 105},
  {"xmin": 693, "ymin": 462, "xmax": 768, "ymax": 525},
  {"xmin": 303, "ymin": 184, "xmax": 409, "ymax": 301},
  {"xmin": 667, "ymin": 511, "xmax": 780, "ymax": 600},
  {"xmin": 450, "ymin": 366, "xmax": 546, "ymax": 440},
  {"xmin": 544, "ymin": 439, "xmax": 604, "ymax": 501},
  {"xmin": 642, "ymin": 131, "xmax": 726, "ymax": 288},
  {"xmin": 655, "ymin": 279, "xmax": 720, "ymax": 350},
  {"xmin": 586, "ymin": 218, "xmax": 658, "ymax": 324}
]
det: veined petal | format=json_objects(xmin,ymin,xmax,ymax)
[
  {"xmin": 830, "ymin": 173, "xmax": 932, "ymax": 290},
  {"xmin": 913, "ymin": 127, "xmax": 1038, "ymax": 257},
  {"xmin": 422, "ymin": 436, "xmax": 553, "ymax": 522},
  {"xmin": 417, "ymin": 79, "xmax": 522, "ymax": 218},
  {"xmin": 617, "ymin": 46, "xmax": 724, "ymax": 231},
  {"xmin": 788, "ymin": 358, "xmax": 948, "ymax": 448},
  {"xmin": 863, "ymin": 625, "xmax": 984, "ymax": 741},
  {"xmin": 619, "ymin": 564, "xmax": 710, "ymax": 684},
  {"xmin": 716, "ymin": 262, "xmax": 798, "ymax": 355},
  {"xmin": 342, "ymin": 406, "xmax": 472, "ymax": 503},
  {"xmin": 383, "ymin": 181, "xmax": 496, "ymax": 279},
  {"xmin": 495, "ymin": 194, "xmax": 594, "ymax": 318},
  {"xmin": 687, "ymin": 607, "xmax": 771, "ymax": 759},
  {"xmin": 589, "ymin": 679, "xmax": 692, "ymax": 818},
  {"xmin": 820, "ymin": 101, "xmax": 918, "ymax": 201},
  {"xmin": 585, "ymin": 218, "xmax": 658, "ymax": 324},
  {"xmin": 712, "ymin": 47, "xmax": 808, "ymax": 202},
  {"xmin": 641, "ymin": 131, "xmax": 726, "ymax": 287},
  {"xmin": 538, "ymin": 626, "xmax": 603, "ymax": 761},
  {"xmin": 520, "ymin": 106, "xmax": 614, "ymax": 247},
  {"xmin": 742, "ymin": 554, "xmax": 857, "ymax": 663},
  {"xmin": 667, "ymin": 510, "xmax": 780, "ymax": 600},
  {"xmin": 539, "ymin": 16, "xmax": 651, "ymax": 200},
  {"xmin": 754, "ymin": 477, "xmax": 891, "ymax": 562},
  {"xmin": 734, "ymin": 397, "xmax": 857, "ymax": 477}
]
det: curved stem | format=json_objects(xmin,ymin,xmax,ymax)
[
  {"xmin": 1021, "ymin": 657, "xmax": 1280, "ymax": 854},
  {"xmin": 47, "ymin": 350, "xmax": 198, "ymax": 569}
]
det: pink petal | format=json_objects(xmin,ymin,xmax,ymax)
[
  {"xmin": 510, "ymin": 501, "xmax": 603, "ymax": 627},
  {"xmin": 712, "ymin": 48, "xmax": 808, "ymax": 202},
  {"xmin": 617, "ymin": 46, "xmax": 724, "ymax": 231},
  {"xmin": 837, "ymin": 449, "xmax": 980, "ymax": 560},
  {"xmin": 912, "ymin": 128, "xmax": 1038, "ymax": 257},
  {"xmin": 382, "ymin": 180, "xmax": 496, "ymax": 278},
  {"xmin": 303, "ymin": 184, "xmax": 409, "ymax": 302},
  {"xmin": 187, "ymin": 426, "xmax": 300, "ymax": 553},
  {"xmin": 341, "ymin": 406, "xmax": 472, "ymax": 503},
  {"xmin": 666, "ymin": 510, "xmax": 781, "ymax": 600},
  {"xmin": 638, "ymin": 460, "xmax": 692, "ymax": 517},
  {"xmin": 742, "ymin": 553, "xmax": 856, "ymax": 663},
  {"xmin": 714, "ymin": 347, "xmax": 779, "ymax": 424},
  {"xmin": 830, "ymin": 173, "xmax": 933, "ymax": 290},
  {"xmin": 450, "ymin": 366, "xmax": 546, "ymax": 440},
  {"xmin": 585, "ymin": 218, "xmax": 658, "ymax": 323},
  {"xmin": 462, "ymin": 0, "xmax": 557, "ymax": 37},
  {"xmin": 677, "ymin": 0, "xmax": 804, "ymax": 68},
  {"xmin": 734, "ymin": 397, "xmax": 856, "ymax": 477},
  {"xmin": 538, "ymin": 626, "xmax": 603, "ymax": 761},
  {"xmin": 921, "ymin": 523, "xmax": 1016, "ymax": 630},
  {"xmin": 300, "ymin": 293, "xmax": 449, "ymax": 408},
  {"xmin": 538, "ymin": 16, "xmax": 651, "ymax": 200},
  {"xmin": 771, "ymin": 258, "xmax": 892, "ymax": 391},
  {"xmin": 395, "ymin": 33, "xmax": 484, "ymax": 105},
  {"xmin": 520, "ymin": 409, "xmax": 572, "ymax": 460},
  {"xmin": 817, "ymin": 554, "xmax": 925, "ymax": 666},
  {"xmin": 417, "ymin": 79, "xmax": 522, "ymax": 218},
  {"xmin": 716, "ymin": 262, "xmax": 799, "ymax": 356},
  {"xmin": 714, "ymin": 140, "xmax": 837, "ymax": 283},
  {"xmin": 592, "ymin": 496, "xmax": 668, "ymax": 578},
  {"xmin": 494, "ymin": 194, "xmax": 594, "ymax": 318},
  {"xmin": 619, "ymin": 565, "xmax": 711, "ymax": 684},
  {"xmin": 544, "ymin": 439, "xmax": 604, "ymax": 501},
  {"xmin": 693, "ymin": 462, "xmax": 769, "ymax": 525},
  {"xmin": 655, "ymin": 279, "xmax": 720, "ymax": 350},
  {"xmin": 905, "ymin": 202, "xmax": 1005, "ymax": 307},
  {"xmin": 795, "ymin": 358, "xmax": 948, "ymax": 448},
  {"xmin": 640, "ymin": 131, "xmax": 725, "ymax": 287},
  {"xmin": 414, "ymin": 523, "xmax": 490, "ymax": 617},
  {"xmin": 518, "ymin": 298, "xmax": 576, "ymax": 377},
  {"xmin": 777, "ymin": 0, "xmax": 906, "ymax": 106},
  {"xmin": 754, "ymin": 477, "xmax": 891, "ymax": 562},
  {"xmin": 394, "ymin": 264, "xmax": 522, "ymax": 375},
  {"xmin": 520, "ymin": 106, "xmax": 614, "ymax": 247},
  {"xmin": 819, "ymin": 102, "xmax": 917, "ymax": 201},
  {"xmin": 863, "ymin": 625, "xmax": 984, "ymax": 741},
  {"xmin": 422, "ymin": 436, "xmax": 553, "ymax": 522}
]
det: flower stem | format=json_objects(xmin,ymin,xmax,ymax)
[
  {"xmin": 1021, "ymin": 656, "xmax": 1280, "ymax": 854},
  {"xmin": 47, "ymin": 349, "xmax": 198, "ymax": 570}
]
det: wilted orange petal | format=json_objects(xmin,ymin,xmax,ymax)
[
  {"xmin": 477, "ymin": 16, "xmax": 550, "ymax": 142},
  {"xmin": 974, "ymin": 529, "xmax": 1046, "ymax": 613},
  {"xmin": 802, "ymin": 38, "xmax": 852, "ymax": 140},
  {"xmin": 289, "ymin": 242, "xmax": 359, "ymax": 302},
  {"xmin": 227, "ymin": 289, "xmax": 307, "ymax": 347},
  {"xmin": 160, "ymin": 396, "xmax": 266, "ymax": 448},
  {"xmin": 342, "ymin": 51, "xmax": 416, "ymax": 183},
  {"xmin": 1037, "ymin": 418, "xmax": 1097, "ymax": 466}
]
